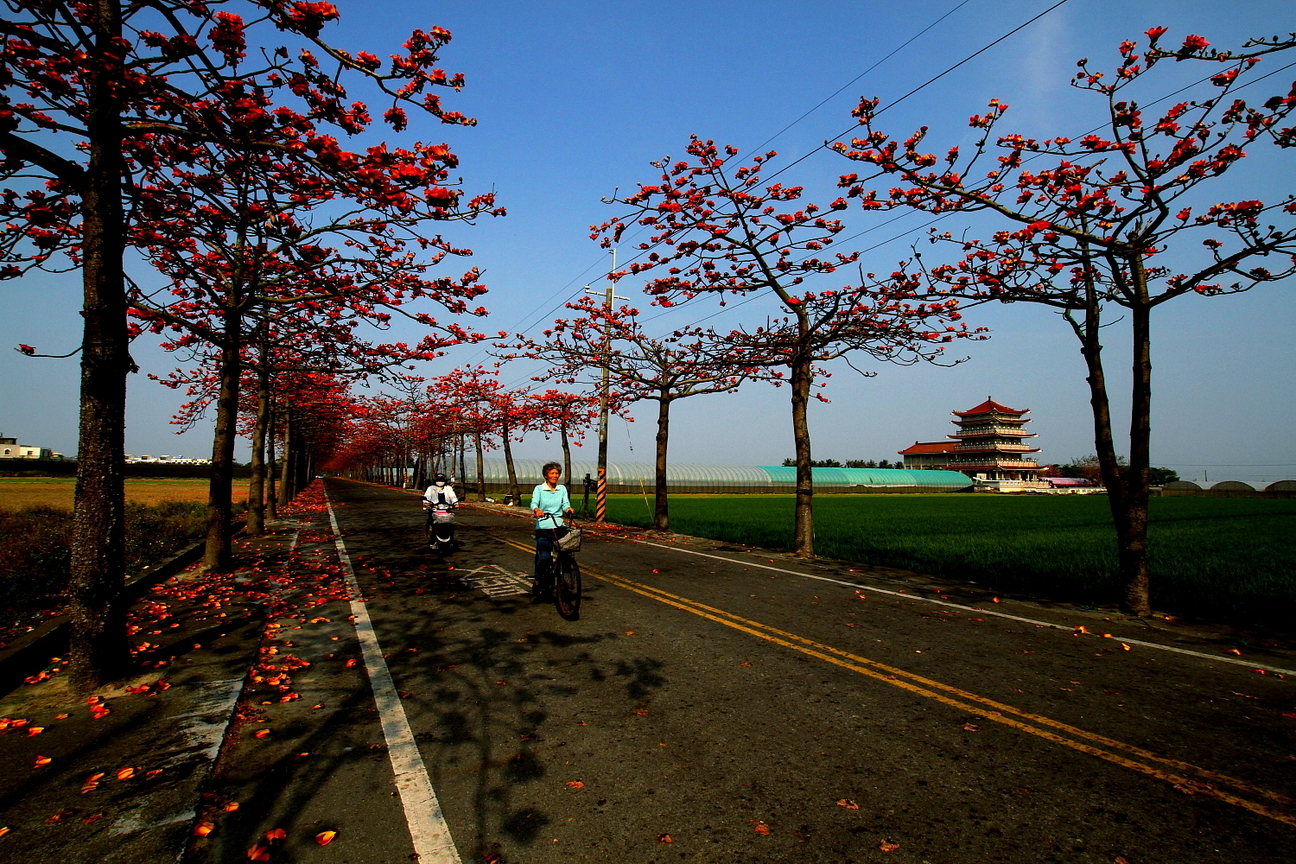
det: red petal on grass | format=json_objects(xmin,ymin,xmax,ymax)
[
  {"xmin": 658, "ymin": 833, "xmax": 673, "ymax": 843},
  {"xmin": 265, "ymin": 828, "xmax": 287, "ymax": 841},
  {"xmin": 879, "ymin": 839, "xmax": 901, "ymax": 852},
  {"xmin": 836, "ymin": 799, "xmax": 859, "ymax": 810},
  {"xmin": 316, "ymin": 831, "xmax": 337, "ymax": 845},
  {"xmin": 751, "ymin": 820, "xmax": 770, "ymax": 835},
  {"xmin": 34, "ymin": 756, "xmax": 52, "ymax": 767},
  {"xmin": 247, "ymin": 845, "xmax": 271, "ymax": 862},
  {"xmin": 565, "ymin": 781, "xmax": 584, "ymax": 789},
  {"xmin": 254, "ymin": 729, "xmax": 270, "ymax": 738},
  {"xmin": 194, "ymin": 822, "xmax": 215, "ymax": 837},
  {"xmin": 116, "ymin": 767, "xmax": 135, "ymax": 780}
]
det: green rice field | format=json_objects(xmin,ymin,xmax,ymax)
[{"xmin": 600, "ymin": 494, "xmax": 1296, "ymax": 626}]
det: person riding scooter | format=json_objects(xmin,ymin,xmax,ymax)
[{"xmin": 423, "ymin": 472, "xmax": 459, "ymax": 551}]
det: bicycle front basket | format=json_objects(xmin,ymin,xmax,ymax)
[{"xmin": 557, "ymin": 527, "xmax": 582, "ymax": 553}]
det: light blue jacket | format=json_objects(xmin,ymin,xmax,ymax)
[{"xmin": 530, "ymin": 483, "xmax": 572, "ymax": 529}]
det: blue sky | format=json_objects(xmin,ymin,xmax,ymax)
[{"xmin": 2, "ymin": 0, "xmax": 1293, "ymax": 484}]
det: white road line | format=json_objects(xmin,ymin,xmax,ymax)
[
  {"xmin": 325, "ymin": 493, "xmax": 461, "ymax": 864},
  {"xmin": 630, "ymin": 539, "xmax": 1296, "ymax": 678}
]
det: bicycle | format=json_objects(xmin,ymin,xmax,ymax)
[{"xmin": 537, "ymin": 513, "xmax": 582, "ymax": 620}]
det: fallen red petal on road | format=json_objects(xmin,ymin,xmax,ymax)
[{"xmin": 316, "ymin": 830, "xmax": 337, "ymax": 845}]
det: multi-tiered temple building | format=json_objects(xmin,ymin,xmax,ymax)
[
  {"xmin": 946, "ymin": 399, "xmax": 1043, "ymax": 484},
  {"xmin": 899, "ymin": 399, "xmax": 1045, "ymax": 488}
]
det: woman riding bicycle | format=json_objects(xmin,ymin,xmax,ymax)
[{"xmin": 530, "ymin": 461, "xmax": 574, "ymax": 597}]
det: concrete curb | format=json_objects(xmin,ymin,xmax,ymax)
[{"xmin": 0, "ymin": 539, "xmax": 205, "ymax": 697}]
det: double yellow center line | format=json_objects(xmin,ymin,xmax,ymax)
[{"xmin": 494, "ymin": 536, "xmax": 1296, "ymax": 828}]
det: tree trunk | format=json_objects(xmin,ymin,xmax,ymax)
[
  {"xmin": 265, "ymin": 405, "xmax": 279, "ymax": 521},
  {"xmin": 457, "ymin": 433, "xmax": 467, "ymax": 487},
  {"xmin": 1120, "ymin": 287, "xmax": 1154, "ymax": 617},
  {"xmin": 295, "ymin": 439, "xmax": 310, "ymax": 497},
  {"xmin": 474, "ymin": 432, "xmax": 486, "ymax": 501},
  {"xmin": 790, "ymin": 351, "xmax": 815, "ymax": 557},
  {"xmin": 1072, "ymin": 265, "xmax": 1151, "ymax": 617},
  {"xmin": 653, "ymin": 395, "xmax": 671, "ymax": 531},
  {"xmin": 68, "ymin": 0, "xmax": 130, "ymax": 690},
  {"xmin": 560, "ymin": 417, "xmax": 572, "ymax": 485},
  {"xmin": 502, "ymin": 418, "xmax": 520, "ymax": 504},
  {"xmin": 204, "ymin": 304, "xmax": 243, "ymax": 571},
  {"xmin": 246, "ymin": 359, "xmax": 271, "ymax": 536},
  {"xmin": 279, "ymin": 415, "xmax": 294, "ymax": 505}
]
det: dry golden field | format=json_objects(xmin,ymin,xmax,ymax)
[{"xmin": 0, "ymin": 478, "xmax": 247, "ymax": 510}]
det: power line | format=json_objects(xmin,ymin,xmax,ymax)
[
  {"xmin": 653, "ymin": 54, "xmax": 1296, "ymax": 333},
  {"xmin": 481, "ymin": 0, "xmax": 989, "ymax": 352},
  {"xmin": 747, "ymin": 0, "xmax": 975, "ymax": 156},
  {"xmin": 597, "ymin": 0, "xmax": 1074, "ymax": 302},
  {"xmin": 755, "ymin": 0, "xmax": 1074, "ymax": 187}
]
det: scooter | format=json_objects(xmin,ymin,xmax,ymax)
[{"xmin": 424, "ymin": 501, "xmax": 457, "ymax": 553}]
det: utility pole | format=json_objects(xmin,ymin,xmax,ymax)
[{"xmin": 586, "ymin": 247, "xmax": 627, "ymax": 522}]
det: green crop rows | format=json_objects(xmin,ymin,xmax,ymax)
[{"xmin": 600, "ymin": 494, "xmax": 1296, "ymax": 626}]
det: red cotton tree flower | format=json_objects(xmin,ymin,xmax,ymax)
[
  {"xmin": 831, "ymin": 30, "xmax": 1296, "ymax": 615},
  {"xmin": 593, "ymin": 137, "xmax": 983, "ymax": 555}
]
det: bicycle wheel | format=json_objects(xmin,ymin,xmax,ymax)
[{"xmin": 553, "ymin": 553, "xmax": 581, "ymax": 620}]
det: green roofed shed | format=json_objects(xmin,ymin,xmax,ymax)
[{"xmin": 464, "ymin": 459, "xmax": 971, "ymax": 494}]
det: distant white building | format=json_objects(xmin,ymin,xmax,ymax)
[
  {"xmin": 125, "ymin": 454, "xmax": 211, "ymax": 465},
  {"xmin": 0, "ymin": 435, "xmax": 56, "ymax": 459}
]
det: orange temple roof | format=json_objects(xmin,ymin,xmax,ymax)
[
  {"xmin": 953, "ymin": 399, "xmax": 1029, "ymax": 417},
  {"xmin": 898, "ymin": 441, "xmax": 958, "ymax": 455}
]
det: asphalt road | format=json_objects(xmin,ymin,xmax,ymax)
[{"xmin": 193, "ymin": 478, "xmax": 1296, "ymax": 864}]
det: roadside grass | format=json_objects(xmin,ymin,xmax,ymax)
[
  {"xmin": 0, "ymin": 496, "xmax": 211, "ymax": 628},
  {"xmin": 0, "ymin": 477, "xmax": 246, "ymax": 510},
  {"xmin": 602, "ymin": 494, "xmax": 1296, "ymax": 626}
]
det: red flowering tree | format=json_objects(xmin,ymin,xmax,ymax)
[
  {"xmin": 527, "ymin": 388, "xmax": 598, "ymax": 483},
  {"xmin": 593, "ymin": 137, "xmax": 982, "ymax": 555},
  {"xmin": 519, "ymin": 297, "xmax": 750, "ymax": 530},
  {"xmin": 426, "ymin": 365, "xmax": 503, "ymax": 501},
  {"xmin": 0, "ymin": 0, "xmax": 487, "ymax": 687},
  {"xmin": 831, "ymin": 30, "xmax": 1296, "ymax": 614}
]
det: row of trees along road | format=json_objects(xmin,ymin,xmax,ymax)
[
  {"xmin": 326, "ymin": 366, "xmax": 598, "ymax": 507},
  {"xmin": 0, "ymin": 1, "xmax": 500, "ymax": 689}
]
